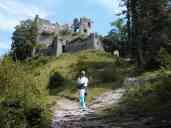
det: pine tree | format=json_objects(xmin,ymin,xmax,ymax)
[{"xmin": 121, "ymin": 0, "xmax": 169, "ymax": 70}]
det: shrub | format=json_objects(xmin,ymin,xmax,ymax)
[
  {"xmin": 0, "ymin": 57, "xmax": 49, "ymax": 128},
  {"xmin": 0, "ymin": 98, "xmax": 26, "ymax": 128},
  {"xmin": 159, "ymin": 47, "xmax": 171, "ymax": 69},
  {"xmin": 74, "ymin": 55, "xmax": 89, "ymax": 77},
  {"xmin": 121, "ymin": 72, "xmax": 171, "ymax": 114},
  {"xmin": 99, "ymin": 69, "xmax": 121, "ymax": 83},
  {"xmin": 26, "ymin": 107, "xmax": 42, "ymax": 128},
  {"xmin": 48, "ymin": 72, "xmax": 65, "ymax": 89},
  {"xmin": 27, "ymin": 56, "xmax": 49, "ymax": 68},
  {"xmin": 0, "ymin": 98, "xmax": 47, "ymax": 128}
]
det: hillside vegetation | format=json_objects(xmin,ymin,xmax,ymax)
[
  {"xmin": 104, "ymin": 52, "xmax": 171, "ymax": 127},
  {"xmin": 0, "ymin": 50, "xmax": 132, "ymax": 128},
  {"xmin": 2, "ymin": 49, "xmax": 171, "ymax": 127},
  {"xmin": 119, "ymin": 49, "xmax": 171, "ymax": 118},
  {"xmin": 29, "ymin": 50, "xmax": 132, "ymax": 103}
]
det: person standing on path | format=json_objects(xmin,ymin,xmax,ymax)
[{"xmin": 77, "ymin": 70, "xmax": 89, "ymax": 110}]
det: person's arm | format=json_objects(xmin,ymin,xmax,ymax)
[
  {"xmin": 85, "ymin": 78, "xmax": 88, "ymax": 96},
  {"xmin": 85, "ymin": 77, "xmax": 88, "ymax": 87}
]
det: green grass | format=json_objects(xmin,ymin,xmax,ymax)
[
  {"xmin": 30, "ymin": 50, "xmax": 130, "ymax": 104},
  {"xmin": 31, "ymin": 49, "xmax": 171, "ymax": 125},
  {"xmin": 115, "ymin": 68, "xmax": 171, "ymax": 117},
  {"xmin": 0, "ymin": 50, "xmax": 132, "ymax": 127}
]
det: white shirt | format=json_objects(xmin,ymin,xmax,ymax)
[
  {"xmin": 77, "ymin": 76, "xmax": 89, "ymax": 87},
  {"xmin": 77, "ymin": 76, "xmax": 89, "ymax": 97},
  {"xmin": 113, "ymin": 50, "xmax": 119, "ymax": 57}
]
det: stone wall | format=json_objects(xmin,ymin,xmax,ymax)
[
  {"xmin": 79, "ymin": 17, "xmax": 91, "ymax": 35},
  {"xmin": 65, "ymin": 38, "xmax": 94, "ymax": 52},
  {"xmin": 36, "ymin": 17, "xmax": 60, "ymax": 46},
  {"xmin": 93, "ymin": 36, "xmax": 104, "ymax": 50},
  {"xmin": 37, "ymin": 34, "xmax": 54, "ymax": 47},
  {"xmin": 33, "ymin": 16, "xmax": 103, "ymax": 57},
  {"xmin": 65, "ymin": 34, "xmax": 103, "ymax": 53}
]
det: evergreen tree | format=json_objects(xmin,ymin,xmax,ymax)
[
  {"xmin": 121, "ymin": 0, "xmax": 169, "ymax": 70},
  {"xmin": 104, "ymin": 18, "xmax": 128, "ymax": 56}
]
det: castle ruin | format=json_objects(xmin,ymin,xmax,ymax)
[{"xmin": 33, "ymin": 15, "xmax": 103, "ymax": 57}]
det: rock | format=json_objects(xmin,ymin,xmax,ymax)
[{"xmin": 124, "ymin": 77, "xmax": 139, "ymax": 86}]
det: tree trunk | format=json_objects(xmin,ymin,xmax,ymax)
[{"xmin": 127, "ymin": 0, "xmax": 132, "ymax": 57}]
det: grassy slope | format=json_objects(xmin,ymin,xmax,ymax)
[
  {"xmin": 29, "ymin": 50, "xmax": 131, "ymax": 107},
  {"xmin": 4, "ymin": 49, "xmax": 171, "ymax": 127},
  {"xmin": 28, "ymin": 49, "xmax": 171, "ymax": 126},
  {"xmin": 2, "ymin": 50, "xmax": 127, "ymax": 128},
  {"xmin": 123, "ymin": 69, "xmax": 171, "ymax": 113},
  {"xmin": 25, "ymin": 49, "xmax": 171, "ymax": 122},
  {"xmin": 102, "ymin": 68, "xmax": 171, "ymax": 126}
]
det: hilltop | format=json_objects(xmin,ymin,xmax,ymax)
[{"xmin": 11, "ymin": 15, "xmax": 104, "ymax": 61}]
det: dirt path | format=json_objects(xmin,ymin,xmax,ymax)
[{"xmin": 51, "ymin": 88, "xmax": 125, "ymax": 128}]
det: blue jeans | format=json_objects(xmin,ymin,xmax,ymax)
[{"xmin": 80, "ymin": 95, "xmax": 86, "ymax": 108}]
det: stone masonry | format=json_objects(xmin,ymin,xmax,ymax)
[{"xmin": 34, "ymin": 15, "xmax": 103, "ymax": 57}]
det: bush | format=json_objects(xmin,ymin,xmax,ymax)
[
  {"xmin": 0, "ymin": 57, "xmax": 49, "ymax": 128},
  {"xmin": 159, "ymin": 47, "xmax": 171, "ymax": 69},
  {"xmin": 121, "ymin": 72, "xmax": 171, "ymax": 114},
  {"xmin": 0, "ymin": 57, "xmax": 26, "ymax": 97},
  {"xmin": 0, "ymin": 98, "xmax": 47, "ymax": 128},
  {"xmin": 48, "ymin": 72, "xmax": 65, "ymax": 89},
  {"xmin": 26, "ymin": 107, "xmax": 42, "ymax": 128},
  {"xmin": 72, "ymin": 55, "xmax": 89, "ymax": 79},
  {"xmin": 99, "ymin": 69, "xmax": 121, "ymax": 83},
  {"xmin": 0, "ymin": 98, "xmax": 26, "ymax": 128},
  {"xmin": 27, "ymin": 56, "xmax": 50, "ymax": 68}
]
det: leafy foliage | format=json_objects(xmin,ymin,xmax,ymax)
[
  {"xmin": 104, "ymin": 18, "xmax": 128, "ymax": 56},
  {"xmin": 121, "ymin": 71, "xmax": 171, "ymax": 114},
  {"xmin": 117, "ymin": 0, "xmax": 170, "ymax": 70},
  {"xmin": 0, "ymin": 57, "xmax": 49, "ymax": 128},
  {"xmin": 48, "ymin": 72, "xmax": 65, "ymax": 89},
  {"xmin": 159, "ymin": 47, "xmax": 171, "ymax": 69},
  {"xmin": 110, "ymin": 18, "xmax": 127, "ymax": 42},
  {"xmin": 11, "ymin": 16, "xmax": 38, "ymax": 60},
  {"xmin": 0, "ymin": 98, "xmax": 26, "ymax": 128}
]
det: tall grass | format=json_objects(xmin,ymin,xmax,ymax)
[
  {"xmin": 0, "ymin": 57, "xmax": 50, "ymax": 128},
  {"xmin": 0, "ymin": 50, "xmax": 132, "ymax": 127},
  {"xmin": 120, "ymin": 69, "xmax": 171, "ymax": 114}
]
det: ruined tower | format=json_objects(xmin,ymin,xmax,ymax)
[
  {"xmin": 79, "ymin": 17, "xmax": 91, "ymax": 35},
  {"xmin": 31, "ymin": 16, "xmax": 103, "ymax": 57}
]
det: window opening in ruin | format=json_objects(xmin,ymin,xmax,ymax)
[
  {"xmin": 84, "ymin": 29, "xmax": 87, "ymax": 33},
  {"xmin": 88, "ymin": 22, "xmax": 91, "ymax": 28},
  {"xmin": 62, "ymin": 45, "xmax": 66, "ymax": 52}
]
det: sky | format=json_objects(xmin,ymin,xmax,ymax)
[{"xmin": 0, "ymin": 0, "xmax": 123, "ymax": 56}]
